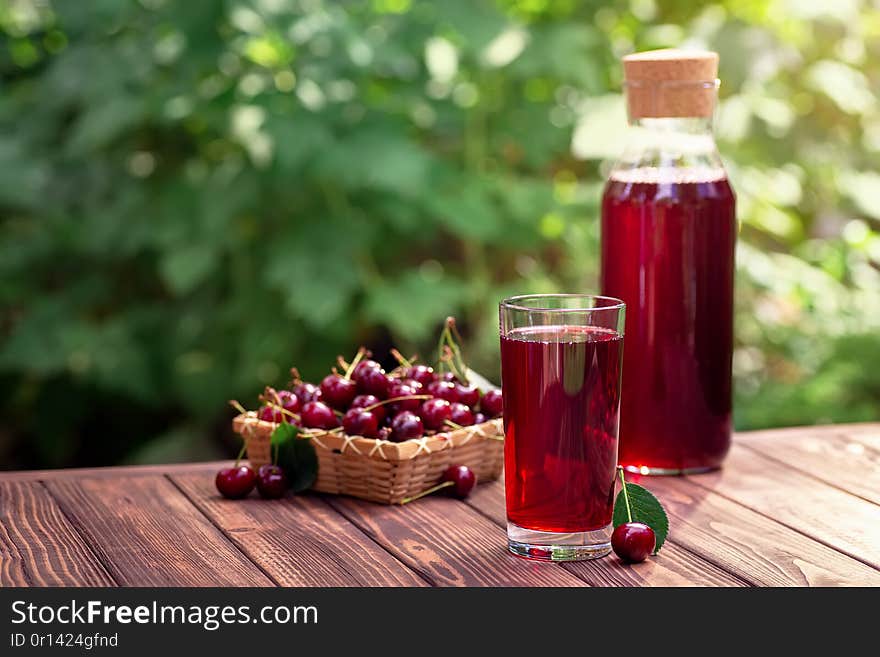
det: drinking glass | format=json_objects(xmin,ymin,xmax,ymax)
[{"xmin": 500, "ymin": 294, "xmax": 625, "ymax": 561}]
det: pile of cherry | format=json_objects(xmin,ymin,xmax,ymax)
[
  {"xmin": 257, "ymin": 355, "xmax": 503, "ymax": 442},
  {"xmin": 216, "ymin": 348, "xmax": 502, "ymax": 501}
]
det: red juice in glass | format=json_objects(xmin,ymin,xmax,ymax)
[
  {"xmin": 500, "ymin": 295, "xmax": 624, "ymax": 561},
  {"xmin": 601, "ymin": 169, "xmax": 735, "ymax": 473}
]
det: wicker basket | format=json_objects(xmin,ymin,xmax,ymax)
[{"xmin": 232, "ymin": 413, "xmax": 504, "ymax": 504}]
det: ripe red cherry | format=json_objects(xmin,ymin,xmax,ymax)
[
  {"xmin": 215, "ymin": 465, "xmax": 256, "ymax": 499},
  {"xmin": 390, "ymin": 411, "xmax": 424, "ymax": 442},
  {"xmin": 473, "ymin": 412, "xmax": 487, "ymax": 425},
  {"xmin": 256, "ymin": 464, "xmax": 288, "ymax": 499},
  {"xmin": 480, "ymin": 389, "xmax": 503, "ymax": 417},
  {"xmin": 293, "ymin": 381, "xmax": 322, "ymax": 404},
  {"xmin": 449, "ymin": 402, "xmax": 475, "ymax": 426},
  {"xmin": 440, "ymin": 372, "xmax": 459, "ymax": 383},
  {"xmin": 301, "ymin": 400, "xmax": 339, "ymax": 430},
  {"xmin": 405, "ymin": 365, "xmax": 436, "ymax": 387},
  {"xmin": 454, "ymin": 383, "xmax": 480, "ymax": 408},
  {"xmin": 342, "ymin": 407, "xmax": 380, "ymax": 438},
  {"xmin": 611, "ymin": 522, "xmax": 656, "ymax": 563},
  {"xmin": 258, "ymin": 404, "xmax": 284, "ymax": 423},
  {"xmin": 427, "ymin": 380, "xmax": 457, "ymax": 402},
  {"xmin": 441, "ymin": 465, "xmax": 477, "ymax": 498},
  {"xmin": 357, "ymin": 367, "xmax": 391, "ymax": 399},
  {"xmin": 400, "ymin": 378, "xmax": 424, "ymax": 392},
  {"xmin": 275, "ymin": 389, "xmax": 301, "ymax": 413},
  {"xmin": 320, "ymin": 373, "xmax": 358, "ymax": 410},
  {"xmin": 351, "ymin": 359, "xmax": 382, "ymax": 381},
  {"xmin": 420, "ymin": 398, "xmax": 452, "ymax": 431},
  {"xmin": 350, "ymin": 394, "xmax": 385, "ymax": 423},
  {"xmin": 388, "ymin": 381, "xmax": 421, "ymax": 414},
  {"xmin": 377, "ymin": 426, "xmax": 392, "ymax": 441}
]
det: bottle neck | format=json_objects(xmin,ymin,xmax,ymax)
[{"xmin": 611, "ymin": 115, "xmax": 724, "ymax": 179}]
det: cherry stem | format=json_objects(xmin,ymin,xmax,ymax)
[
  {"xmin": 264, "ymin": 401, "xmax": 301, "ymax": 423},
  {"xmin": 390, "ymin": 348, "xmax": 412, "ymax": 368},
  {"xmin": 363, "ymin": 394, "xmax": 432, "ymax": 412},
  {"xmin": 343, "ymin": 347, "xmax": 366, "ymax": 380},
  {"xmin": 618, "ymin": 466, "xmax": 633, "ymax": 523},
  {"xmin": 401, "ymin": 480, "xmax": 454, "ymax": 504},
  {"xmin": 443, "ymin": 419, "xmax": 464, "ymax": 431},
  {"xmin": 440, "ymin": 346, "xmax": 468, "ymax": 384},
  {"xmin": 234, "ymin": 442, "xmax": 247, "ymax": 468},
  {"xmin": 228, "ymin": 400, "xmax": 248, "ymax": 415},
  {"xmin": 436, "ymin": 317, "xmax": 469, "ymax": 385}
]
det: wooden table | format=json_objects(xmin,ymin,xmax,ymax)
[{"xmin": 2, "ymin": 423, "xmax": 879, "ymax": 587}]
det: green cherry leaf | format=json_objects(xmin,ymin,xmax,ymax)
[
  {"xmin": 270, "ymin": 423, "xmax": 318, "ymax": 493},
  {"xmin": 612, "ymin": 479, "xmax": 670, "ymax": 554}
]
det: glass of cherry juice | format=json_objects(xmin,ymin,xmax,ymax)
[{"xmin": 500, "ymin": 294, "xmax": 625, "ymax": 561}]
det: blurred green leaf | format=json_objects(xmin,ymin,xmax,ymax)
[
  {"xmin": 2, "ymin": 0, "xmax": 879, "ymax": 470},
  {"xmin": 365, "ymin": 271, "xmax": 468, "ymax": 342}
]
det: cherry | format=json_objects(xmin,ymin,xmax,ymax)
[
  {"xmin": 293, "ymin": 381, "xmax": 322, "ymax": 404},
  {"xmin": 420, "ymin": 398, "xmax": 452, "ymax": 431},
  {"xmin": 390, "ymin": 411, "xmax": 424, "ymax": 442},
  {"xmin": 449, "ymin": 402, "xmax": 475, "ymax": 427},
  {"xmin": 377, "ymin": 426, "xmax": 392, "ymax": 441},
  {"xmin": 301, "ymin": 400, "xmax": 339, "ymax": 430},
  {"xmin": 215, "ymin": 465, "xmax": 256, "ymax": 499},
  {"xmin": 275, "ymin": 389, "xmax": 301, "ymax": 413},
  {"xmin": 405, "ymin": 365, "xmax": 436, "ymax": 387},
  {"xmin": 350, "ymin": 394, "xmax": 385, "ymax": 423},
  {"xmin": 400, "ymin": 378, "xmax": 424, "ymax": 392},
  {"xmin": 611, "ymin": 522, "xmax": 656, "ymax": 563},
  {"xmin": 256, "ymin": 464, "xmax": 288, "ymax": 499},
  {"xmin": 320, "ymin": 373, "xmax": 358, "ymax": 410},
  {"xmin": 351, "ymin": 359, "xmax": 382, "ymax": 381},
  {"xmin": 480, "ymin": 389, "xmax": 503, "ymax": 417},
  {"xmin": 258, "ymin": 404, "xmax": 284, "ymax": 423},
  {"xmin": 342, "ymin": 407, "xmax": 380, "ymax": 438},
  {"xmin": 454, "ymin": 383, "xmax": 480, "ymax": 408},
  {"xmin": 427, "ymin": 380, "xmax": 457, "ymax": 402},
  {"xmin": 357, "ymin": 367, "xmax": 391, "ymax": 399},
  {"xmin": 473, "ymin": 412, "xmax": 487, "ymax": 425},
  {"xmin": 388, "ymin": 381, "xmax": 421, "ymax": 413},
  {"xmin": 440, "ymin": 372, "xmax": 459, "ymax": 383},
  {"xmin": 441, "ymin": 465, "xmax": 477, "ymax": 499}
]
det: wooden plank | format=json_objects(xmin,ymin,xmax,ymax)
[
  {"xmin": 467, "ymin": 480, "xmax": 746, "ymax": 587},
  {"xmin": 326, "ymin": 495, "xmax": 589, "ymax": 587},
  {"xmin": 737, "ymin": 428, "xmax": 880, "ymax": 505},
  {"xmin": 736, "ymin": 423, "xmax": 880, "ymax": 443},
  {"xmin": 0, "ymin": 461, "xmax": 223, "ymax": 482},
  {"xmin": 0, "ymin": 481, "xmax": 115, "ymax": 586},
  {"xmin": 685, "ymin": 444, "xmax": 880, "ymax": 569},
  {"xmin": 170, "ymin": 473, "xmax": 428, "ymax": 587},
  {"xmin": 643, "ymin": 477, "xmax": 880, "ymax": 586},
  {"xmin": 45, "ymin": 475, "xmax": 273, "ymax": 587}
]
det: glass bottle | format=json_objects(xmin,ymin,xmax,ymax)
[{"xmin": 600, "ymin": 49, "xmax": 736, "ymax": 474}]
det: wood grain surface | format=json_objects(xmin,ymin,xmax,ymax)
[
  {"xmin": 43, "ymin": 475, "xmax": 272, "ymax": 586},
  {"xmin": 170, "ymin": 472, "xmax": 428, "ymax": 587},
  {"xmin": 0, "ymin": 481, "xmax": 115, "ymax": 586},
  {"xmin": 1, "ymin": 423, "xmax": 878, "ymax": 587}
]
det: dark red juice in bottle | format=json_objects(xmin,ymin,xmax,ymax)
[
  {"xmin": 601, "ymin": 168, "xmax": 736, "ymax": 472},
  {"xmin": 501, "ymin": 325, "xmax": 623, "ymax": 533}
]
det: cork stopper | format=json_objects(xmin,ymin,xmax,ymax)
[{"xmin": 622, "ymin": 49, "xmax": 719, "ymax": 118}]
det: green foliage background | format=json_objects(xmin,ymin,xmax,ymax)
[{"xmin": 1, "ymin": 0, "xmax": 879, "ymax": 468}]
